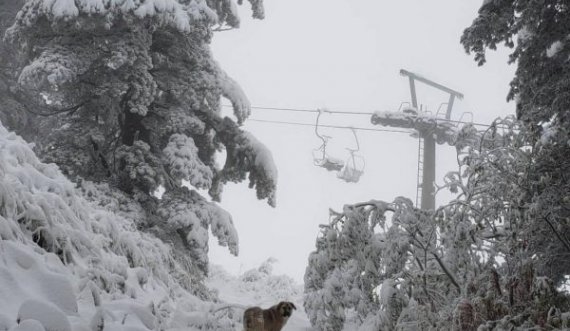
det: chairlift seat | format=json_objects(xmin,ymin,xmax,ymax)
[
  {"xmin": 313, "ymin": 151, "xmax": 344, "ymax": 171},
  {"xmin": 337, "ymin": 166, "xmax": 363, "ymax": 183},
  {"xmin": 336, "ymin": 152, "xmax": 365, "ymax": 183}
]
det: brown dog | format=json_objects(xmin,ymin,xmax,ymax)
[{"xmin": 243, "ymin": 301, "xmax": 296, "ymax": 331}]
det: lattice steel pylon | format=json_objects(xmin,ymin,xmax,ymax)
[
  {"xmin": 371, "ymin": 69, "xmax": 465, "ymax": 210},
  {"xmin": 416, "ymin": 136, "xmax": 424, "ymax": 207}
]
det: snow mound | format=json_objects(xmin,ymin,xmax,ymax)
[
  {"xmin": 17, "ymin": 300, "xmax": 71, "ymax": 331},
  {"xmin": 9, "ymin": 319, "xmax": 45, "ymax": 331},
  {"xmin": 0, "ymin": 120, "xmax": 240, "ymax": 330},
  {"xmin": 0, "ymin": 242, "xmax": 76, "ymax": 317}
]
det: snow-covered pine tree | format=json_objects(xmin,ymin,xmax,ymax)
[
  {"xmin": 2, "ymin": 0, "xmax": 275, "ymax": 289},
  {"xmin": 461, "ymin": 0, "xmax": 570, "ymax": 285}
]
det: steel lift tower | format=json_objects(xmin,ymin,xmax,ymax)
[{"xmin": 371, "ymin": 69, "xmax": 465, "ymax": 210}]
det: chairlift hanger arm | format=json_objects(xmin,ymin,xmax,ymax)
[
  {"xmin": 314, "ymin": 109, "xmax": 327, "ymax": 144},
  {"xmin": 349, "ymin": 127, "xmax": 360, "ymax": 152}
]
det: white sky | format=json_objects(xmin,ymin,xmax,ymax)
[{"xmin": 208, "ymin": 0, "xmax": 516, "ymax": 282}]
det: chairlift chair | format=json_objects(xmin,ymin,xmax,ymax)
[
  {"xmin": 336, "ymin": 128, "xmax": 365, "ymax": 183},
  {"xmin": 450, "ymin": 111, "xmax": 475, "ymax": 142},
  {"xmin": 313, "ymin": 109, "xmax": 344, "ymax": 172},
  {"xmin": 456, "ymin": 112, "xmax": 474, "ymax": 128},
  {"xmin": 436, "ymin": 103, "xmax": 449, "ymax": 119},
  {"xmin": 312, "ymin": 136, "xmax": 345, "ymax": 171}
]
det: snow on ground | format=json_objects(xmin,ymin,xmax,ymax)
[{"xmin": 206, "ymin": 259, "xmax": 315, "ymax": 331}]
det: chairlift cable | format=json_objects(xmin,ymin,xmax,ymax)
[
  {"xmin": 221, "ymin": 104, "xmax": 499, "ymax": 128},
  {"xmin": 247, "ymin": 118, "xmax": 411, "ymax": 134},
  {"xmin": 246, "ymin": 105, "xmax": 373, "ymax": 116},
  {"xmin": 222, "ymin": 104, "xmax": 373, "ymax": 116}
]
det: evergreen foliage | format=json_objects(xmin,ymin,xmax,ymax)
[
  {"xmin": 1, "ymin": 0, "xmax": 275, "ymax": 285},
  {"xmin": 0, "ymin": 0, "xmax": 28, "ymax": 134}
]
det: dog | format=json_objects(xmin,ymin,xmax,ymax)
[{"xmin": 243, "ymin": 301, "xmax": 296, "ymax": 331}]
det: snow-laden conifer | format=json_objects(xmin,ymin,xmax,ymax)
[{"xmin": 2, "ymin": 0, "xmax": 274, "ymax": 294}]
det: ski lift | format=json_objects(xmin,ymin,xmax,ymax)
[
  {"xmin": 337, "ymin": 128, "xmax": 365, "ymax": 183},
  {"xmin": 313, "ymin": 109, "xmax": 344, "ymax": 171}
]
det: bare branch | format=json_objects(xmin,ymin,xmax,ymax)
[
  {"xmin": 543, "ymin": 213, "xmax": 570, "ymax": 253},
  {"xmin": 430, "ymin": 251, "xmax": 461, "ymax": 292}
]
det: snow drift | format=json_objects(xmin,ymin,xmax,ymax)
[{"xmin": 0, "ymin": 120, "xmax": 244, "ymax": 330}]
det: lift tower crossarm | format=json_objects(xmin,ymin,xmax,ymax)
[
  {"xmin": 400, "ymin": 70, "xmax": 464, "ymax": 99},
  {"xmin": 400, "ymin": 69, "xmax": 464, "ymax": 120}
]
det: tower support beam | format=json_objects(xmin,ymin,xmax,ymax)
[{"xmin": 421, "ymin": 132, "xmax": 436, "ymax": 210}]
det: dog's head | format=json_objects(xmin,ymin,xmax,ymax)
[{"xmin": 277, "ymin": 301, "xmax": 296, "ymax": 318}]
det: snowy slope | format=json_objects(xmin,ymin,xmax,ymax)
[{"xmin": 0, "ymin": 122, "xmax": 240, "ymax": 330}]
